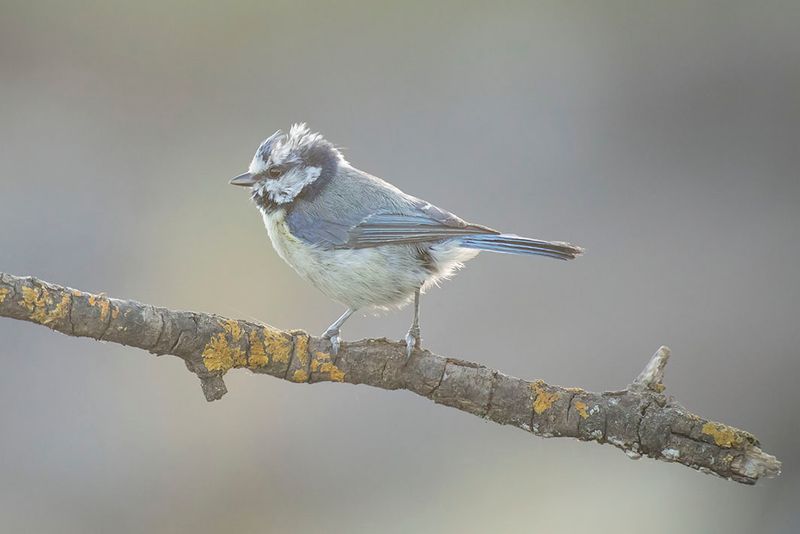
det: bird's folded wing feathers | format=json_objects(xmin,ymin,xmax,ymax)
[
  {"xmin": 286, "ymin": 179, "xmax": 498, "ymax": 249},
  {"xmin": 341, "ymin": 212, "xmax": 498, "ymax": 248}
]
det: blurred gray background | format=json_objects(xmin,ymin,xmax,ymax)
[{"xmin": 1, "ymin": 1, "xmax": 798, "ymax": 532}]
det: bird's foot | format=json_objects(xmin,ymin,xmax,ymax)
[
  {"xmin": 404, "ymin": 325, "xmax": 421, "ymax": 361},
  {"xmin": 321, "ymin": 329, "xmax": 341, "ymax": 355}
]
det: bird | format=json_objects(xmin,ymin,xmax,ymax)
[{"xmin": 230, "ymin": 124, "xmax": 583, "ymax": 357}]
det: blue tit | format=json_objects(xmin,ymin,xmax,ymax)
[{"xmin": 231, "ymin": 124, "xmax": 583, "ymax": 356}]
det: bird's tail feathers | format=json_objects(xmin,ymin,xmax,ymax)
[{"xmin": 458, "ymin": 234, "xmax": 584, "ymax": 260}]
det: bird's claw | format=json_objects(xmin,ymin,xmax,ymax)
[
  {"xmin": 404, "ymin": 326, "xmax": 420, "ymax": 361},
  {"xmin": 329, "ymin": 334, "xmax": 340, "ymax": 355},
  {"xmin": 321, "ymin": 330, "xmax": 341, "ymax": 355}
]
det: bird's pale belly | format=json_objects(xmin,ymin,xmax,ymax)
[{"xmin": 263, "ymin": 210, "xmax": 436, "ymax": 309}]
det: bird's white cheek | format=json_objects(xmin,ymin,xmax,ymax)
[
  {"xmin": 253, "ymin": 181, "xmax": 270, "ymax": 198},
  {"xmin": 265, "ymin": 166, "xmax": 321, "ymax": 204}
]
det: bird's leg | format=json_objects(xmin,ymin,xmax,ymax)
[
  {"xmin": 321, "ymin": 308, "xmax": 355, "ymax": 355},
  {"xmin": 405, "ymin": 288, "xmax": 422, "ymax": 360}
]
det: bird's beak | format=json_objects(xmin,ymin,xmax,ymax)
[{"xmin": 229, "ymin": 172, "xmax": 258, "ymax": 187}]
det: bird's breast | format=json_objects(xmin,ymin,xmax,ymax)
[
  {"xmin": 261, "ymin": 208, "xmax": 343, "ymax": 288},
  {"xmin": 259, "ymin": 208, "xmax": 436, "ymax": 308},
  {"xmin": 261, "ymin": 209, "xmax": 309, "ymax": 268}
]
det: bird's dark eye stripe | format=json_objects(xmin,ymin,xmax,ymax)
[{"xmin": 267, "ymin": 166, "xmax": 284, "ymax": 178}]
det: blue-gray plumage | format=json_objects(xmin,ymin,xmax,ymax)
[{"xmin": 231, "ymin": 124, "xmax": 583, "ymax": 356}]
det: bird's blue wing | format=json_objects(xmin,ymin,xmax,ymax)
[
  {"xmin": 342, "ymin": 211, "xmax": 497, "ymax": 249},
  {"xmin": 285, "ymin": 192, "xmax": 582, "ymax": 259},
  {"xmin": 283, "ymin": 166, "xmax": 496, "ymax": 249},
  {"xmin": 285, "ymin": 208, "xmax": 353, "ymax": 247},
  {"xmin": 286, "ymin": 196, "xmax": 496, "ymax": 249}
]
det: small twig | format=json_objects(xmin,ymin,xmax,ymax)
[{"xmin": 632, "ymin": 346, "xmax": 671, "ymax": 392}]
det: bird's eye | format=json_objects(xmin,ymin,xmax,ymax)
[{"xmin": 268, "ymin": 166, "xmax": 283, "ymax": 178}]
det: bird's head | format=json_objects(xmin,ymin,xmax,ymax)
[{"xmin": 230, "ymin": 123, "xmax": 342, "ymax": 210}]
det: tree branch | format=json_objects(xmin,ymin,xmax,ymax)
[{"xmin": 0, "ymin": 272, "xmax": 781, "ymax": 485}]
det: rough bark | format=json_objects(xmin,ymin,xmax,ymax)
[{"xmin": 0, "ymin": 272, "xmax": 781, "ymax": 485}]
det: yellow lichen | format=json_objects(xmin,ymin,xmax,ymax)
[
  {"xmin": 264, "ymin": 326, "xmax": 292, "ymax": 364},
  {"xmin": 310, "ymin": 352, "xmax": 325, "ymax": 371},
  {"xmin": 248, "ymin": 330, "xmax": 270, "ymax": 368},
  {"xmin": 532, "ymin": 381, "xmax": 559, "ymax": 415},
  {"xmin": 204, "ymin": 321, "xmax": 293, "ymax": 374},
  {"xmin": 111, "ymin": 305, "xmax": 120, "ymax": 319},
  {"xmin": 574, "ymin": 400, "xmax": 589, "ymax": 419},
  {"xmin": 294, "ymin": 334, "xmax": 309, "ymax": 365},
  {"xmin": 21, "ymin": 286, "xmax": 43, "ymax": 318},
  {"xmin": 50, "ymin": 294, "xmax": 71, "ymax": 324},
  {"xmin": 292, "ymin": 369, "xmax": 309, "ymax": 382},
  {"xmin": 202, "ymin": 320, "xmax": 246, "ymax": 373},
  {"xmin": 233, "ymin": 350, "xmax": 248, "ymax": 367},
  {"xmin": 0, "ymin": 287, "xmax": 9, "ymax": 304},
  {"xmin": 221, "ymin": 319, "xmax": 242, "ymax": 342},
  {"xmin": 702, "ymin": 421, "xmax": 745, "ymax": 448},
  {"xmin": 318, "ymin": 361, "xmax": 345, "ymax": 382},
  {"xmin": 310, "ymin": 351, "xmax": 345, "ymax": 382},
  {"xmin": 88, "ymin": 294, "xmax": 111, "ymax": 322},
  {"xmin": 287, "ymin": 335, "xmax": 311, "ymax": 382},
  {"xmin": 20, "ymin": 286, "xmax": 70, "ymax": 325},
  {"xmin": 202, "ymin": 333, "xmax": 236, "ymax": 372},
  {"xmin": 247, "ymin": 326, "xmax": 293, "ymax": 369}
]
